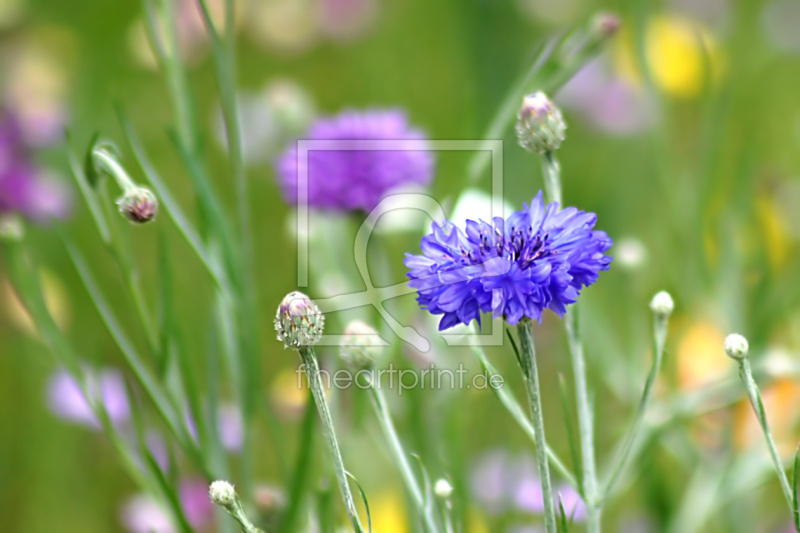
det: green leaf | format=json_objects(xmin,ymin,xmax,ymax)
[
  {"xmin": 345, "ymin": 471, "xmax": 371, "ymax": 533},
  {"xmin": 505, "ymin": 328, "xmax": 525, "ymax": 376}
]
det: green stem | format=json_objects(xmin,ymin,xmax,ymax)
[
  {"xmin": 223, "ymin": 500, "xmax": 265, "ymax": 533},
  {"xmin": 516, "ymin": 319, "xmax": 557, "ymax": 533},
  {"xmin": 737, "ymin": 357, "xmax": 794, "ymax": 509},
  {"xmin": 541, "ymin": 149, "xmax": 601, "ymax": 532},
  {"xmin": 470, "ymin": 343, "xmax": 578, "ymax": 490},
  {"xmin": 92, "ymin": 149, "xmax": 137, "ymax": 194},
  {"xmin": 541, "ymin": 151, "xmax": 562, "ymax": 206},
  {"xmin": 366, "ymin": 373, "xmax": 440, "ymax": 532},
  {"xmin": 566, "ymin": 311, "xmax": 601, "ymax": 532},
  {"xmin": 299, "ymin": 347, "xmax": 364, "ymax": 532},
  {"xmin": 603, "ymin": 310, "xmax": 669, "ymax": 498}
]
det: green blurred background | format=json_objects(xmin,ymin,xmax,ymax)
[{"xmin": 2, "ymin": 0, "xmax": 800, "ymax": 531}]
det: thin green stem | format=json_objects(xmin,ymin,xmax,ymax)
[
  {"xmin": 541, "ymin": 152, "xmax": 562, "ymax": 206},
  {"xmin": 223, "ymin": 500, "xmax": 265, "ymax": 533},
  {"xmin": 603, "ymin": 312, "xmax": 669, "ymax": 498},
  {"xmin": 737, "ymin": 357, "xmax": 794, "ymax": 509},
  {"xmin": 470, "ymin": 343, "xmax": 578, "ymax": 490},
  {"xmin": 299, "ymin": 347, "xmax": 364, "ymax": 532},
  {"xmin": 366, "ymin": 373, "xmax": 440, "ymax": 532},
  {"xmin": 566, "ymin": 311, "xmax": 601, "ymax": 532},
  {"xmin": 516, "ymin": 319, "xmax": 557, "ymax": 533},
  {"xmin": 92, "ymin": 149, "xmax": 137, "ymax": 194},
  {"xmin": 541, "ymin": 149, "xmax": 600, "ymax": 531}
]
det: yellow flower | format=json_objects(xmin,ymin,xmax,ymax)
[
  {"xmin": 756, "ymin": 195, "xmax": 790, "ymax": 273},
  {"xmin": 269, "ymin": 366, "xmax": 311, "ymax": 420},
  {"xmin": 360, "ymin": 491, "xmax": 407, "ymax": 533},
  {"xmin": 3, "ymin": 270, "xmax": 69, "ymax": 337},
  {"xmin": 676, "ymin": 321, "xmax": 727, "ymax": 390},
  {"xmin": 615, "ymin": 14, "xmax": 723, "ymax": 98}
]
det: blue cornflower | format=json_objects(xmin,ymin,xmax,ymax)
[{"xmin": 405, "ymin": 192, "xmax": 612, "ymax": 330}]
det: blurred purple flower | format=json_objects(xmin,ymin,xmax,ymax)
[
  {"xmin": 218, "ymin": 403, "xmax": 243, "ymax": 452},
  {"xmin": 183, "ymin": 403, "xmax": 243, "ymax": 453},
  {"xmin": 275, "ymin": 109, "xmax": 434, "ymax": 213},
  {"xmin": 179, "ymin": 478, "xmax": 215, "ymax": 528},
  {"xmin": 120, "ymin": 479, "xmax": 214, "ymax": 533},
  {"xmin": 0, "ymin": 109, "xmax": 70, "ymax": 221},
  {"xmin": 557, "ymin": 59, "xmax": 655, "ymax": 135},
  {"xmin": 470, "ymin": 449, "xmax": 585, "ymax": 521},
  {"xmin": 318, "ymin": 0, "xmax": 377, "ymax": 41},
  {"xmin": 46, "ymin": 368, "xmax": 130, "ymax": 429}
]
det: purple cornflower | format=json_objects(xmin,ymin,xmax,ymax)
[
  {"xmin": 406, "ymin": 192, "xmax": 612, "ymax": 330},
  {"xmin": 275, "ymin": 109, "xmax": 434, "ymax": 212},
  {"xmin": 0, "ymin": 109, "xmax": 70, "ymax": 221},
  {"xmin": 46, "ymin": 368, "xmax": 130, "ymax": 429}
]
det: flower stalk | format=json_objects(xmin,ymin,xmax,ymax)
[
  {"xmin": 209, "ymin": 480, "xmax": 265, "ymax": 533},
  {"xmin": 604, "ymin": 292, "xmax": 673, "ymax": 498},
  {"xmin": 727, "ymin": 334, "xmax": 794, "ymax": 510},
  {"xmin": 363, "ymin": 370, "xmax": 440, "ymax": 532},
  {"xmin": 516, "ymin": 319, "xmax": 557, "ymax": 533},
  {"xmin": 299, "ymin": 347, "xmax": 365, "ymax": 532},
  {"xmin": 536, "ymin": 115, "xmax": 601, "ymax": 530}
]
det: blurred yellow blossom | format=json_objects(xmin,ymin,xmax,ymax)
[
  {"xmin": 359, "ymin": 491, "xmax": 407, "ymax": 533},
  {"xmin": 615, "ymin": 14, "xmax": 723, "ymax": 98},
  {"xmin": 676, "ymin": 321, "xmax": 727, "ymax": 390},
  {"xmin": 269, "ymin": 366, "xmax": 312, "ymax": 420},
  {"xmin": 3, "ymin": 270, "xmax": 70, "ymax": 336},
  {"xmin": 756, "ymin": 195, "xmax": 791, "ymax": 272}
]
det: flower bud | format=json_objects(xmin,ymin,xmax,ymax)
[
  {"xmin": 591, "ymin": 12, "xmax": 621, "ymax": 39},
  {"xmin": 209, "ymin": 480, "xmax": 237, "ymax": 508},
  {"xmin": 724, "ymin": 333, "xmax": 749, "ymax": 361},
  {"xmin": 434, "ymin": 478, "xmax": 453, "ymax": 499},
  {"xmin": 516, "ymin": 92, "xmax": 566, "ymax": 154},
  {"xmin": 649, "ymin": 291, "xmax": 674, "ymax": 318},
  {"xmin": 117, "ymin": 186, "xmax": 158, "ymax": 224},
  {"xmin": 339, "ymin": 320, "xmax": 384, "ymax": 370},
  {"xmin": 274, "ymin": 291, "xmax": 324, "ymax": 349}
]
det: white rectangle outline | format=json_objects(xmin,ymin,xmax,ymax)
[{"xmin": 295, "ymin": 139, "xmax": 505, "ymax": 346}]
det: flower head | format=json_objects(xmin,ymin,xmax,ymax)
[
  {"xmin": 209, "ymin": 480, "xmax": 237, "ymax": 508},
  {"xmin": 516, "ymin": 92, "xmax": 566, "ymax": 154},
  {"xmin": 117, "ymin": 186, "xmax": 158, "ymax": 224},
  {"xmin": 275, "ymin": 109, "xmax": 434, "ymax": 212},
  {"xmin": 0, "ymin": 109, "xmax": 70, "ymax": 221},
  {"xmin": 405, "ymin": 192, "xmax": 612, "ymax": 330},
  {"xmin": 724, "ymin": 333, "xmax": 749, "ymax": 361},
  {"xmin": 274, "ymin": 291, "xmax": 325, "ymax": 348},
  {"xmin": 339, "ymin": 319, "xmax": 385, "ymax": 369}
]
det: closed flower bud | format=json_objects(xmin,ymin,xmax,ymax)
[
  {"xmin": 339, "ymin": 320, "xmax": 384, "ymax": 370},
  {"xmin": 516, "ymin": 92, "xmax": 567, "ymax": 154},
  {"xmin": 649, "ymin": 291, "xmax": 674, "ymax": 318},
  {"xmin": 117, "ymin": 186, "xmax": 158, "ymax": 224},
  {"xmin": 434, "ymin": 478, "xmax": 453, "ymax": 499},
  {"xmin": 724, "ymin": 333, "xmax": 749, "ymax": 360},
  {"xmin": 591, "ymin": 12, "xmax": 621, "ymax": 39},
  {"xmin": 274, "ymin": 291, "xmax": 324, "ymax": 349},
  {"xmin": 209, "ymin": 480, "xmax": 237, "ymax": 508}
]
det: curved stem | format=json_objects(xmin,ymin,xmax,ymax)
[
  {"xmin": 299, "ymin": 347, "xmax": 364, "ymax": 532},
  {"xmin": 603, "ymin": 311, "xmax": 669, "ymax": 498},
  {"xmin": 516, "ymin": 319, "xmax": 557, "ymax": 533},
  {"xmin": 737, "ymin": 357, "xmax": 794, "ymax": 509},
  {"xmin": 566, "ymin": 311, "xmax": 601, "ymax": 532},
  {"xmin": 366, "ymin": 373, "xmax": 440, "ymax": 532}
]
